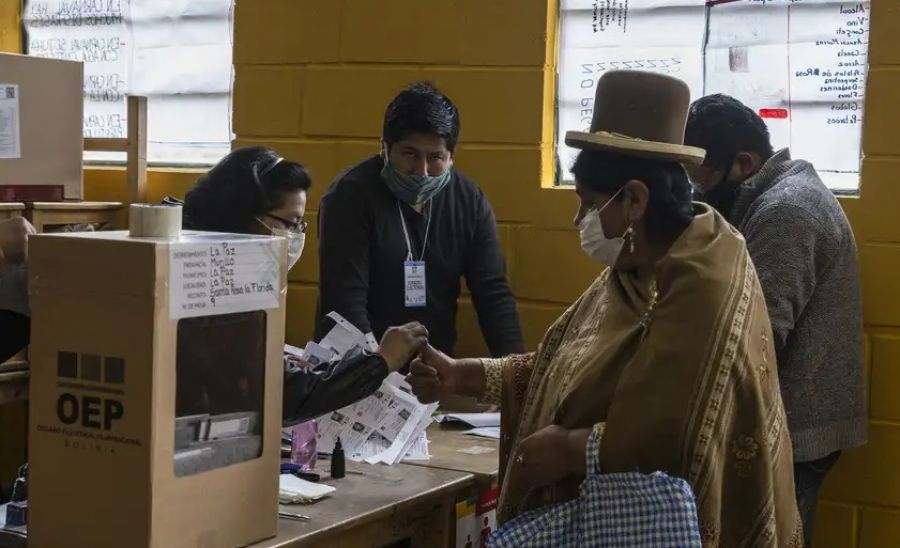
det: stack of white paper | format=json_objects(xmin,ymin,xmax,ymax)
[
  {"xmin": 296, "ymin": 313, "xmax": 435, "ymax": 465},
  {"xmin": 279, "ymin": 474, "xmax": 336, "ymax": 504},
  {"xmin": 434, "ymin": 412, "xmax": 502, "ymax": 440},
  {"xmin": 463, "ymin": 427, "xmax": 501, "ymax": 440},
  {"xmin": 433, "ymin": 412, "xmax": 500, "ymax": 428},
  {"xmin": 316, "ymin": 373, "xmax": 437, "ymax": 465}
]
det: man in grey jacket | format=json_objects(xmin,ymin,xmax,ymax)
[{"xmin": 684, "ymin": 94, "xmax": 867, "ymax": 546}]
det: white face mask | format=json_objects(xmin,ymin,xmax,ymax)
[
  {"xmin": 271, "ymin": 228, "xmax": 305, "ymax": 270},
  {"xmin": 579, "ymin": 188, "xmax": 629, "ymax": 266}
]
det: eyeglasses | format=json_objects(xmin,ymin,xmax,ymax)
[{"xmin": 263, "ymin": 213, "xmax": 308, "ymax": 235}]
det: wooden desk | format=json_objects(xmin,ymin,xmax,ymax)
[
  {"xmin": 0, "ymin": 434, "xmax": 491, "ymax": 548},
  {"xmin": 25, "ymin": 201, "xmax": 123, "ymax": 232},
  {"xmin": 0, "ymin": 204, "xmax": 24, "ymax": 221},
  {"xmin": 255, "ymin": 461, "xmax": 472, "ymax": 548},
  {"xmin": 0, "ymin": 462, "xmax": 472, "ymax": 548},
  {"xmin": 406, "ymin": 423, "xmax": 500, "ymax": 489}
]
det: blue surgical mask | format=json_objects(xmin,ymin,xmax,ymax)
[{"xmin": 380, "ymin": 159, "xmax": 452, "ymax": 206}]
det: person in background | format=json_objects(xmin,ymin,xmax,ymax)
[
  {"xmin": 316, "ymin": 82, "xmax": 523, "ymax": 358},
  {"xmin": 407, "ymin": 71, "xmax": 802, "ymax": 546},
  {"xmin": 0, "ymin": 217, "xmax": 36, "ymax": 363},
  {"xmin": 169, "ymin": 146, "xmax": 428, "ymax": 425},
  {"xmin": 684, "ymin": 94, "xmax": 867, "ymax": 546}
]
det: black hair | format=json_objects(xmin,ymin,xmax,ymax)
[
  {"xmin": 684, "ymin": 94, "xmax": 775, "ymax": 171},
  {"xmin": 571, "ymin": 149, "xmax": 694, "ymax": 243},
  {"xmin": 183, "ymin": 146, "xmax": 311, "ymax": 233},
  {"xmin": 382, "ymin": 81, "xmax": 460, "ymax": 152}
]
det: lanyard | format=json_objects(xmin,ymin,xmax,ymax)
[{"xmin": 397, "ymin": 201, "xmax": 432, "ymax": 262}]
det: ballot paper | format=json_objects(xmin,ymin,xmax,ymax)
[
  {"xmin": 402, "ymin": 432, "xmax": 432, "ymax": 462},
  {"xmin": 279, "ymin": 474, "xmax": 336, "ymax": 504},
  {"xmin": 293, "ymin": 341, "xmax": 333, "ymax": 367},
  {"xmin": 308, "ymin": 314, "xmax": 433, "ymax": 465},
  {"xmin": 317, "ymin": 378, "xmax": 437, "ymax": 465},
  {"xmin": 284, "ymin": 343, "xmax": 305, "ymax": 360},
  {"xmin": 433, "ymin": 413, "xmax": 501, "ymax": 428},
  {"xmin": 319, "ymin": 311, "xmax": 379, "ymax": 356},
  {"xmin": 464, "ymin": 427, "xmax": 502, "ymax": 440}
]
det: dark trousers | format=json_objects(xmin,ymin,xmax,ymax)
[
  {"xmin": 794, "ymin": 451, "xmax": 841, "ymax": 548},
  {"xmin": 0, "ymin": 310, "xmax": 29, "ymax": 363}
]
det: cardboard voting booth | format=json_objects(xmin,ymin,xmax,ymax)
[
  {"xmin": 0, "ymin": 52, "xmax": 83, "ymax": 200},
  {"xmin": 27, "ymin": 230, "xmax": 287, "ymax": 548}
]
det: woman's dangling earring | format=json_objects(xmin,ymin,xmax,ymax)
[{"xmin": 625, "ymin": 225, "xmax": 635, "ymax": 254}]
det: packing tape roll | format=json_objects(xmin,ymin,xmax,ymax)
[{"xmin": 129, "ymin": 204, "xmax": 182, "ymax": 239}]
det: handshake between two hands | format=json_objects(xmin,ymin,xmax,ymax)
[{"xmin": 375, "ymin": 322, "xmax": 456, "ymax": 404}]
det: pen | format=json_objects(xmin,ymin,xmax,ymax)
[{"xmin": 278, "ymin": 511, "xmax": 311, "ymax": 521}]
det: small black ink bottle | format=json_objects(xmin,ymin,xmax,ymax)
[{"xmin": 330, "ymin": 437, "xmax": 346, "ymax": 479}]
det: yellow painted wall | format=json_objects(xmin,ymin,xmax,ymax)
[
  {"xmin": 3, "ymin": 1, "xmax": 900, "ymax": 544},
  {"xmin": 0, "ymin": 0, "xmax": 19, "ymax": 53}
]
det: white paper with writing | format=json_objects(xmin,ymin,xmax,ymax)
[
  {"xmin": 22, "ymin": 0, "xmax": 232, "ymax": 165},
  {"xmin": 169, "ymin": 236, "xmax": 282, "ymax": 319},
  {"xmin": 313, "ymin": 319, "xmax": 436, "ymax": 467},
  {"xmin": 0, "ymin": 84, "xmax": 21, "ymax": 159},
  {"xmin": 558, "ymin": 0, "xmax": 870, "ymax": 191}
]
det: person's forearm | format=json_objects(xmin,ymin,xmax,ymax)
[
  {"xmin": 453, "ymin": 358, "xmax": 487, "ymax": 399},
  {"xmin": 282, "ymin": 354, "xmax": 388, "ymax": 426}
]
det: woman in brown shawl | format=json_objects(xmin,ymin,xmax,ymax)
[{"xmin": 407, "ymin": 71, "xmax": 803, "ymax": 547}]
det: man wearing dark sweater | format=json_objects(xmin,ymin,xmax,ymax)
[
  {"xmin": 316, "ymin": 82, "xmax": 523, "ymax": 358},
  {"xmin": 684, "ymin": 95, "xmax": 867, "ymax": 547}
]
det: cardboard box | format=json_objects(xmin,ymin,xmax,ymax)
[
  {"xmin": 454, "ymin": 486, "xmax": 498, "ymax": 548},
  {"xmin": 27, "ymin": 231, "xmax": 287, "ymax": 548},
  {"xmin": 0, "ymin": 52, "xmax": 83, "ymax": 200}
]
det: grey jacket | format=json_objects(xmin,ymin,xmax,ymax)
[{"xmin": 730, "ymin": 149, "xmax": 867, "ymax": 462}]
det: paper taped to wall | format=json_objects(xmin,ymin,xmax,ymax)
[
  {"xmin": 557, "ymin": 0, "xmax": 871, "ymax": 190},
  {"xmin": 0, "ymin": 84, "xmax": 21, "ymax": 159}
]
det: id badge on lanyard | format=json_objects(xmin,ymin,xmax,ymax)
[
  {"xmin": 399, "ymin": 201, "xmax": 431, "ymax": 308},
  {"xmin": 404, "ymin": 260, "xmax": 427, "ymax": 308}
]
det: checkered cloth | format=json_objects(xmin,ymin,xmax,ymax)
[{"xmin": 486, "ymin": 428, "xmax": 702, "ymax": 548}]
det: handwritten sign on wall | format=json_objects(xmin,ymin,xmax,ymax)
[
  {"xmin": 23, "ymin": 0, "xmax": 233, "ymax": 166},
  {"xmin": 558, "ymin": 0, "xmax": 870, "ymax": 191}
]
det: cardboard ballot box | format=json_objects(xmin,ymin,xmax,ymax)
[{"xmin": 27, "ymin": 231, "xmax": 287, "ymax": 548}]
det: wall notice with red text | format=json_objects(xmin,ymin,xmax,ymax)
[{"xmin": 558, "ymin": 0, "xmax": 870, "ymax": 191}]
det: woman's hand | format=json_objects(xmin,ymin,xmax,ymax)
[
  {"xmin": 377, "ymin": 322, "xmax": 429, "ymax": 372},
  {"xmin": 517, "ymin": 426, "xmax": 592, "ymax": 488},
  {"xmin": 406, "ymin": 345, "xmax": 459, "ymax": 403}
]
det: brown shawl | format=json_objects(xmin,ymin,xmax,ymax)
[{"xmin": 496, "ymin": 205, "xmax": 802, "ymax": 547}]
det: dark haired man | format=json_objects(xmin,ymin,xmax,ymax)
[
  {"xmin": 316, "ymin": 82, "xmax": 523, "ymax": 358},
  {"xmin": 684, "ymin": 94, "xmax": 866, "ymax": 546}
]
